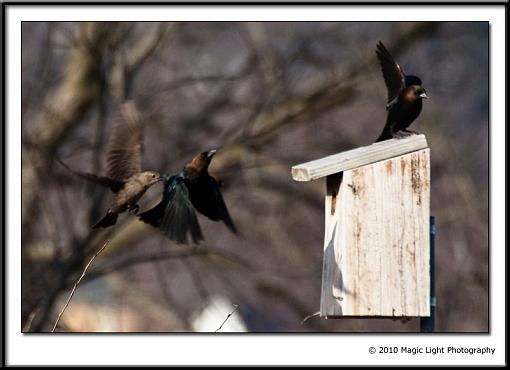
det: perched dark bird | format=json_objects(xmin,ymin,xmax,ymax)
[
  {"xmin": 138, "ymin": 149, "xmax": 237, "ymax": 244},
  {"xmin": 56, "ymin": 101, "xmax": 161, "ymax": 228},
  {"xmin": 375, "ymin": 41, "xmax": 428, "ymax": 142}
]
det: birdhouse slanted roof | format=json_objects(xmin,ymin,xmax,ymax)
[{"xmin": 291, "ymin": 134, "xmax": 428, "ymax": 182}]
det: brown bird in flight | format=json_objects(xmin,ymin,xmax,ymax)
[
  {"xmin": 57, "ymin": 101, "xmax": 161, "ymax": 228},
  {"xmin": 375, "ymin": 41, "xmax": 428, "ymax": 142}
]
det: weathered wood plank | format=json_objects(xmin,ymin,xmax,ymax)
[
  {"xmin": 320, "ymin": 149, "xmax": 430, "ymax": 317},
  {"xmin": 292, "ymin": 134, "xmax": 428, "ymax": 182}
]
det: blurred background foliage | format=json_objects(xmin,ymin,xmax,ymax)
[{"xmin": 21, "ymin": 21, "xmax": 488, "ymax": 332}]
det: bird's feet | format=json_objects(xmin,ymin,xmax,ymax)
[
  {"xmin": 394, "ymin": 130, "xmax": 419, "ymax": 139},
  {"xmin": 403, "ymin": 129, "xmax": 419, "ymax": 135},
  {"xmin": 128, "ymin": 204, "xmax": 140, "ymax": 214}
]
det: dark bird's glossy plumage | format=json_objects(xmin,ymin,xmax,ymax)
[
  {"xmin": 56, "ymin": 101, "xmax": 161, "ymax": 228},
  {"xmin": 375, "ymin": 41, "xmax": 428, "ymax": 142},
  {"xmin": 138, "ymin": 150, "xmax": 237, "ymax": 244}
]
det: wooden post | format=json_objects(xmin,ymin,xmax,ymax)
[{"xmin": 292, "ymin": 135, "xmax": 430, "ymax": 318}]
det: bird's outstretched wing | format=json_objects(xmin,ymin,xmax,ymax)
[
  {"xmin": 376, "ymin": 41, "xmax": 405, "ymax": 110},
  {"xmin": 188, "ymin": 176, "xmax": 237, "ymax": 235},
  {"xmin": 106, "ymin": 101, "xmax": 144, "ymax": 180},
  {"xmin": 138, "ymin": 175, "xmax": 203, "ymax": 244},
  {"xmin": 54, "ymin": 157, "xmax": 125, "ymax": 193}
]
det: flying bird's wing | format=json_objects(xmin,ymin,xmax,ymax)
[
  {"xmin": 376, "ymin": 41, "xmax": 405, "ymax": 110},
  {"xmin": 55, "ymin": 157, "xmax": 125, "ymax": 193},
  {"xmin": 106, "ymin": 101, "xmax": 144, "ymax": 180},
  {"xmin": 189, "ymin": 176, "xmax": 237, "ymax": 235},
  {"xmin": 138, "ymin": 175, "xmax": 203, "ymax": 244}
]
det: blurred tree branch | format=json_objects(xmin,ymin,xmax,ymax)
[
  {"xmin": 111, "ymin": 22, "xmax": 177, "ymax": 100},
  {"xmin": 23, "ymin": 22, "xmax": 119, "ymax": 246},
  {"xmin": 52, "ymin": 240, "xmax": 110, "ymax": 332}
]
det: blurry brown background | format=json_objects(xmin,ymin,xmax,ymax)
[{"xmin": 21, "ymin": 22, "xmax": 488, "ymax": 332}]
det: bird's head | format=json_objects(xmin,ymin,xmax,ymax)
[
  {"xmin": 405, "ymin": 75, "xmax": 422, "ymax": 87},
  {"xmin": 186, "ymin": 149, "xmax": 217, "ymax": 173},
  {"xmin": 406, "ymin": 85, "xmax": 428, "ymax": 101},
  {"xmin": 405, "ymin": 75, "xmax": 428, "ymax": 100},
  {"xmin": 140, "ymin": 171, "xmax": 163, "ymax": 186}
]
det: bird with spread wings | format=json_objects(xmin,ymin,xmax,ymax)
[
  {"xmin": 56, "ymin": 101, "xmax": 161, "ymax": 228},
  {"xmin": 375, "ymin": 41, "xmax": 428, "ymax": 142}
]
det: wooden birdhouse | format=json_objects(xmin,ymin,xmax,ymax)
[{"xmin": 292, "ymin": 134, "xmax": 431, "ymax": 318}]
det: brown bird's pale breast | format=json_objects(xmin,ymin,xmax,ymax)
[
  {"xmin": 110, "ymin": 173, "xmax": 159, "ymax": 212},
  {"xmin": 111, "ymin": 182, "xmax": 146, "ymax": 212}
]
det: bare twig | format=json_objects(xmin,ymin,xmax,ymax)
[
  {"xmin": 301, "ymin": 310, "xmax": 321, "ymax": 325},
  {"xmin": 125, "ymin": 23, "xmax": 175, "ymax": 74},
  {"xmin": 51, "ymin": 239, "xmax": 110, "ymax": 332},
  {"xmin": 111, "ymin": 22, "xmax": 176, "ymax": 100},
  {"xmin": 215, "ymin": 304, "xmax": 240, "ymax": 333}
]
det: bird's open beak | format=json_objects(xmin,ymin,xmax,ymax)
[
  {"xmin": 419, "ymin": 92, "xmax": 428, "ymax": 99},
  {"xmin": 207, "ymin": 149, "xmax": 217, "ymax": 158}
]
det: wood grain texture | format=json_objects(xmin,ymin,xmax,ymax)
[
  {"xmin": 320, "ymin": 149, "xmax": 430, "ymax": 317},
  {"xmin": 292, "ymin": 134, "xmax": 428, "ymax": 182}
]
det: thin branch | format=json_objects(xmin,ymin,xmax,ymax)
[
  {"xmin": 136, "ymin": 73, "xmax": 248, "ymax": 103},
  {"xmin": 301, "ymin": 311, "xmax": 321, "ymax": 325},
  {"xmin": 215, "ymin": 304, "xmax": 240, "ymax": 333},
  {"xmin": 51, "ymin": 239, "xmax": 110, "ymax": 332},
  {"xmin": 125, "ymin": 23, "xmax": 175, "ymax": 74},
  {"xmin": 112, "ymin": 22, "xmax": 176, "ymax": 100}
]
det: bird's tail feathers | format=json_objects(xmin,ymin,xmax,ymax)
[
  {"xmin": 54, "ymin": 156, "xmax": 125, "ymax": 192},
  {"xmin": 160, "ymin": 190, "xmax": 204, "ymax": 245},
  {"xmin": 93, "ymin": 210, "xmax": 118, "ymax": 229}
]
